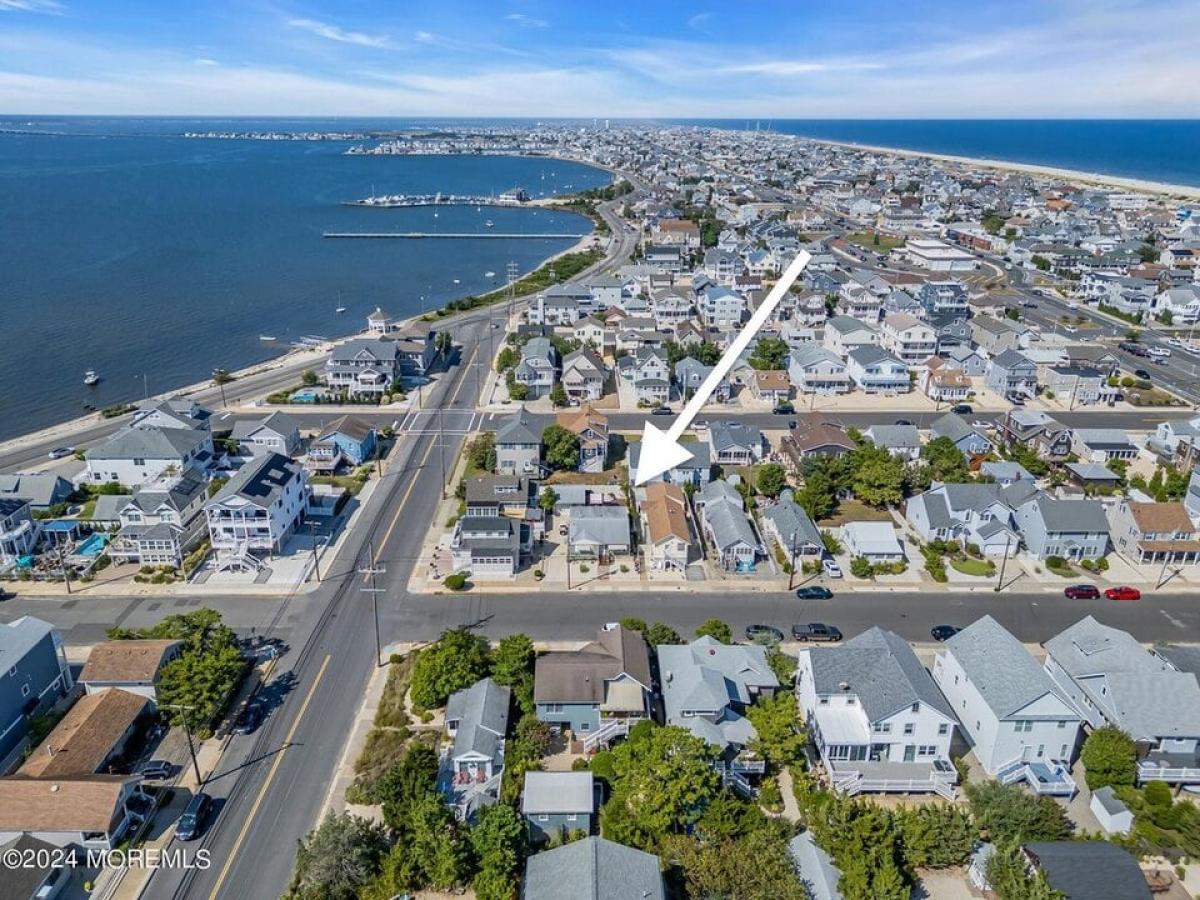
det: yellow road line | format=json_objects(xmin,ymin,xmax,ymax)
[{"xmin": 207, "ymin": 653, "xmax": 332, "ymax": 900}]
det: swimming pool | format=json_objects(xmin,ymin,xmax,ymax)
[{"xmin": 75, "ymin": 533, "xmax": 110, "ymax": 557}]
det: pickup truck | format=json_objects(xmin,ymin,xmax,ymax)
[{"xmin": 791, "ymin": 622, "xmax": 843, "ymax": 642}]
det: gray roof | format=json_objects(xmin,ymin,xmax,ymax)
[
  {"xmin": 1045, "ymin": 616, "xmax": 1200, "ymax": 740},
  {"xmin": 0, "ymin": 616, "xmax": 55, "ymax": 676},
  {"xmin": 627, "ymin": 440, "xmax": 710, "ymax": 478},
  {"xmin": 1065, "ymin": 462, "xmax": 1121, "ymax": 482},
  {"xmin": 930, "ymin": 412, "xmax": 985, "ymax": 445},
  {"xmin": 569, "ymin": 506, "xmax": 631, "ymax": 547},
  {"xmin": 789, "ymin": 832, "xmax": 844, "ymax": 900},
  {"xmin": 1023, "ymin": 842, "xmax": 1150, "ymax": 900},
  {"xmin": 847, "ymin": 344, "xmax": 905, "ymax": 368},
  {"xmin": 1071, "ymin": 428, "xmax": 1136, "ymax": 450},
  {"xmin": 329, "ymin": 337, "xmax": 400, "ymax": 364},
  {"xmin": 87, "ymin": 424, "xmax": 207, "ymax": 461},
  {"xmin": 1155, "ymin": 643, "xmax": 1200, "ymax": 677},
  {"xmin": 316, "ymin": 414, "xmax": 375, "ymax": 444},
  {"xmin": 825, "ymin": 315, "xmax": 875, "ymax": 337},
  {"xmin": 522, "ymin": 837, "xmax": 664, "ymax": 900},
  {"xmin": 700, "ymin": 491, "xmax": 758, "ymax": 552},
  {"xmin": 1019, "ymin": 496, "xmax": 1109, "ymax": 534},
  {"xmin": 945, "ymin": 616, "xmax": 1075, "ymax": 719},
  {"xmin": 981, "ymin": 461, "xmax": 1034, "ymax": 482},
  {"xmin": 789, "ymin": 345, "xmax": 845, "ymax": 370},
  {"xmin": 446, "ymin": 677, "xmax": 511, "ymax": 762},
  {"xmin": 658, "ymin": 637, "xmax": 778, "ymax": 726},
  {"xmin": 496, "ymin": 408, "xmax": 541, "ymax": 446},
  {"xmin": 864, "ymin": 424, "xmax": 920, "ymax": 450},
  {"xmin": 0, "ymin": 472, "xmax": 73, "ymax": 508},
  {"xmin": 125, "ymin": 469, "xmax": 207, "ymax": 515},
  {"xmin": 807, "ymin": 627, "xmax": 955, "ymax": 722},
  {"xmin": 207, "ymin": 452, "xmax": 303, "ymax": 510},
  {"xmin": 1091, "ymin": 786, "xmax": 1128, "ymax": 817},
  {"xmin": 230, "ymin": 412, "xmax": 300, "ymax": 441},
  {"xmin": 521, "ymin": 771, "xmax": 594, "ymax": 816},
  {"xmin": 991, "ymin": 348, "xmax": 1035, "ymax": 370},
  {"xmin": 761, "ymin": 497, "xmax": 822, "ymax": 550},
  {"xmin": 707, "ymin": 421, "xmax": 762, "ymax": 455}
]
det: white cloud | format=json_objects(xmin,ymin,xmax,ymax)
[
  {"xmin": 720, "ymin": 60, "xmax": 886, "ymax": 76},
  {"xmin": 686, "ymin": 12, "xmax": 711, "ymax": 30},
  {"xmin": 0, "ymin": 0, "xmax": 62, "ymax": 12},
  {"xmin": 193, "ymin": 58, "xmax": 219, "ymax": 66},
  {"xmin": 505, "ymin": 13, "xmax": 547, "ymax": 28},
  {"xmin": 286, "ymin": 17, "xmax": 398, "ymax": 50}
]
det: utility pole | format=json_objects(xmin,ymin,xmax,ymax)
[
  {"xmin": 212, "ymin": 369, "xmax": 229, "ymax": 410},
  {"xmin": 995, "ymin": 534, "xmax": 1012, "ymax": 592},
  {"xmin": 359, "ymin": 540, "xmax": 385, "ymax": 668},
  {"xmin": 166, "ymin": 703, "xmax": 203, "ymax": 787},
  {"xmin": 308, "ymin": 520, "xmax": 322, "ymax": 583},
  {"xmin": 438, "ymin": 405, "xmax": 447, "ymax": 499},
  {"xmin": 787, "ymin": 535, "xmax": 799, "ymax": 592}
]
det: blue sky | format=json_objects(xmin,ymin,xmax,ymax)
[{"xmin": 0, "ymin": 0, "xmax": 1196, "ymax": 117}]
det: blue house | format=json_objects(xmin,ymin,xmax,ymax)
[
  {"xmin": 534, "ymin": 624, "xmax": 653, "ymax": 749},
  {"xmin": 0, "ymin": 616, "xmax": 73, "ymax": 764},
  {"xmin": 930, "ymin": 412, "xmax": 994, "ymax": 457},
  {"xmin": 521, "ymin": 770, "xmax": 595, "ymax": 844},
  {"xmin": 307, "ymin": 414, "xmax": 378, "ymax": 472}
]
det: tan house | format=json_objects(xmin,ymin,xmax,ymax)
[
  {"xmin": 1107, "ymin": 500, "xmax": 1200, "ymax": 566},
  {"xmin": 640, "ymin": 482, "xmax": 692, "ymax": 572},
  {"xmin": 18, "ymin": 688, "xmax": 148, "ymax": 780},
  {"xmin": 919, "ymin": 356, "xmax": 972, "ymax": 402},
  {"xmin": 748, "ymin": 370, "xmax": 792, "ymax": 404},
  {"xmin": 652, "ymin": 218, "xmax": 701, "ymax": 248},
  {"xmin": 880, "ymin": 313, "xmax": 937, "ymax": 366},
  {"xmin": 79, "ymin": 639, "xmax": 182, "ymax": 705},
  {"xmin": 0, "ymin": 775, "xmax": 149, "ymax": 849},
  {"xmin": 557, "ymin": 406, "xmax": 610, "ymax": 474}
]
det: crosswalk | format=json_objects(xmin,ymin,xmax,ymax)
[{"xmin": 397, "ymin": 409, "xmax": 500, "ymax": 436}]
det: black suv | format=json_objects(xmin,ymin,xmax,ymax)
[{"xmin": 176, "ymin": 792, "xmax": 212, "ymax": 841}]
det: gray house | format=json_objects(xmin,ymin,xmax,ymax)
[
  {"xmin": 442, "ymin": 677, "xmax": 511, "ymax": 818},
  {"xmin": 695, "ymin": 479, "xmax": 762, "ymax": 572},
  {"xmin": 534, "ymin": 624, "xmax": 653, "ymax": 744},
  {"xmin": 627, "ymin": 440, "xmax": 712, "ymax": 487},
  {"xmin": 1013, "ymin": 496, "xmax": 1110, "ymax": 561},
  {"xmin": 495, "ymin": 408, "xmax": 542, "ymax": 476},
  {"xmin": 760, "ymin": 491, "xmax": 824, "ymax": 562},
  {"xmin": 985, "ymin": 349, "xmax": 1038, "ymax": 399},
  {"xmin": 707, "ymin": 421, "xmax": 765, "ymax": 466},
  {"xmin": 567, "ymin": 507, "xmax": 632, "ymax": 561},
  {"xmin": 522, "ymin": 836, "xmax": 664, "ymax": 900},
  {"xmin": 0, "ymin": 617, "xmax": 73, "ymax": 765},
  {"xmin": 0, "ymin": 472, "xmax": 74, "ymax": 511},
  {"xmin": 521, "ymin": 771, "xmax": 595, "ymax": 844},
  {"xmin": 929, "ymin": 412, "xmax": 994, "ymax": 457},
  {"xmin": 862, "ymin": 424, "xmax": 922, "ymax": 460}
]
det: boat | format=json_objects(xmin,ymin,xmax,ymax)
[
  {"xmin": 484, "ymin": 271, "xmax": 496, "ymax": 278},
  {"xmin": 453, "ymin": 278, "xmax": 461, "ymax": 284},
  {"xmin": 83, "ymin": 370, "xmax": 100, "ymax": 386},
  {"xmin": 259, "ymin": 335, "xmax": 277, "ymax": 342},
  {"xmin": 335, "ymin": 306, "xmax": 347, "ymax": 314},
  {"xmin": 484, "ymin": 220, "xmax": 494, "ymax": 228}
]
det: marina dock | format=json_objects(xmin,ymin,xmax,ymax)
[{"xmin": 322, "ymin": 232, "xmax": 586, "ymax": 239}]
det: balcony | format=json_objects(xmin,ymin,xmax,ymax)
[
  {"xmin": 1138, "ymin": 752, "xmax": 1200, "ymax": 785},
  {"xmin": 996, "ymin": 754, "xmax": 1076, "ymax": 796},
  {"xmin": 824, "ymin": 752, "xmax": 958, "ymax": 800}
]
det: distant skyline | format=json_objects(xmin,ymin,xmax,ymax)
[{"xmin": 1, "ymin": 1, "xmax": 1197, "ymax": 118}]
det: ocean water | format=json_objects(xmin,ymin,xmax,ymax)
[
  {"xmin": 0, "ymin": 119, "xmax": 608, "ymax": 440},
  {"xmin": 689, "ymin": 119, "xmax": 1200, "ymax": 189}
]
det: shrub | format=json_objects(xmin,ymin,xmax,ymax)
[
  {"xmin": 849, "ymin": 556, "xmax": 873, "ymax": 579},
  {"xmin": 442, "ymin": 572, "xmax": 467, "ymax": 591}
]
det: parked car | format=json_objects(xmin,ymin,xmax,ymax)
[
  {"xmin": 787, "ymin": 419, "xmax": 798, "ymax": 430},
  {"xmin": 1006, "ymin": 394, "xmax": 1026, "ymax": 406},
  {"xmin": 951, "ymin": 403, "xmax": 973, "ymax": 415},
  {"xmin": 745, "ymin": 624, "xmax": 785, "ymax": 644},
  {"xmin": 176, "ymin": 792, "xmax": 212, "ymax": 841},
  {"xmin": 1147, "ymin": 346, "xmax": 1171, "ymax": 359},
  {"xmin": 894, "ymin": 419, "xmax": 913, "ymax": 426},
  {"xmin": 138, "ymin": 759, "xmax": 173, "ymax": 780},
  {"xmin": 792, "ymin": 622, "xmax": 843, "ymax": 642},
  {"xmin": 47, "ymin": 446, "xmax": 74, "ymax": 459},
  {"xmin": 1134, "ymin": 369, "xmax": 1152, "ymax": 381},
  {"xmin": 930, "ymin": 625, "xmax": 961, "ymax": 642},
  {"xmin": 1105, "ymin": 585, "xmax": 1142, "ymax": 602},
  {"xmin": 822, "ymin": 558, "xmax": 843, "ymax": 578},
  {"xmin": 233, "ymin": 702, "xmax": 265, "ymax": 735},
  {"xmin": 772, "ymin": 403, "xmax": 795, "ymax": 415},
  {"xmin": 650, "ymin": 406, "xmax": 673, "ymax": 416},
  {"xmin": 1064, "ymin": 584, "xmax": 1100, "ymax": 600},
  {"xmin": 795, "ymin": 586, "xmax": 833, "ymax": 600}
]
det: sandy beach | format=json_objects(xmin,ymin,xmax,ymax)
[{"xmin": 805, "ymin": 137, "xmax": 1200, "ymax": 201}]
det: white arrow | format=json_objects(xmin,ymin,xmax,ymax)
[{"xmin": 634, "ymin": 249, "xmax": 812, "ymax": 486}]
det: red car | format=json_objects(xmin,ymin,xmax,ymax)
[
  {"xmin": 1064, "ymin": 584, "xmax": 1100, "ymax": 600},
  {"xmin": 1104, "ymin": 586, "xmax": 1142, "ymax": 602}
]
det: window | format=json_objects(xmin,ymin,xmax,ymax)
[
  {"xmin": 1057, "ymin": 720, "xmax": 1067, "ymax": 729},
  {"xmin": 873, "ymin": 722, "xmax": 892, "ymax": 734},
  {"xmin": 566, "ymin": 814, "xmax": 577, "ymax": 822},
  {"xmin": 579, "ymin": 722, "xmax": 590, "ymax": 731},
  {"xmin": 818, "ymin": 697, "xmax": 829, "ymax": 706},
  {"xmin": 21, "ymin": 683, "xmax": 30, "ymax": 697},
  {"xmin": 938, "ymin": 723, "xmax": 949, "ymax": 736},
  {"xmin": 911, "ymin": 702, "xmax": 920, "ymax": 714},
  {"xmin": 903, "ymin": 723, "xmax": 915, "ymax": 736},
  {"xmin": 543, "ymin": 704, "xmax": 563, "ymax": 714},
  {"xmin": 538, "ymin": 815, "xmax": 549, "ymax": 822}
]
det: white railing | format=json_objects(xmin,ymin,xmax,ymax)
[
  {"xmin": 722, "ymin": 769, "xmax": 754, "ymax": 798},
  {"xmin": 581, "ymin": 718, "xmax": 630, "ymax": 753},
  {"xmin": 1138, "ymin": 762, "xmax": 1200, "ymax": 784}
]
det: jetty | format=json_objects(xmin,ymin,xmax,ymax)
[
  {"xmin": 323, "ymin": 232, "xmax": 586, "ymax": 240},
  {"xmin": 344, "ymin": 187, "xmax": 531, "ymax": 208}
]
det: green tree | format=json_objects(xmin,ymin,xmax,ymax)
[
  {"xmin": 982, "ymin": 211, "xmax": 1006, "ymax": 235},
  {"xmin": 919, "ymin": 436, "xmax": 971, "ymax": 482},
  {"xmin": 549, "ymin": 383, "xmax": 568, "ymax": 408},
  {"xmin": 895, "ymin": 804, "xmax": 978, "ymax": 869},
  {"xmin": 965, "ymin": 780, "xmax": 1071, "ymax": 845},
  {"xmin": 495, "ymin": 346, "xmax": 519, "ymax": 372},
  {"xmin": 748, "ymin": 336, "xmax": 790, "ymax": 371},
  {"xmin": 645, "ymin": 622, "xmax": 684, "ymax": 646},
  {"xmin": 850, "ymin": 446, "xmax": 905, "ymax": 507},
  {"xmin": 541, "ymin": 424, "xmax": 581, "ymax": 471},
  {"xmin": 601, "ymin": 725, "xmax": 721, "ymax": 851},
  {"xmin": 746, "ymin": 691, "xmax": 806, "ymax": 767},
  {"xmin": 538, "ymin": 487, "xmax": 558, "ymax": 513},
  {"xmin": 1080, "ymin": 725, "xmax": 1136, "ymax": 789},
  {"xmin": 695, "ymin": 618, "xmax": 732, "ymax": 644},
  {"xmin": 491, "ymin": 633, "xmax": 536, "ymax": 715},
  {"xmin": 467, "ymin": 432, "xmax": 497, "ymax": 472},
  {"xmin": 409, "ymin": 628, "xmax": 491, "ymax": 711},
  {"xmin": 809, "ymin": 796, "xmax": 909, "ymax": 900},
  {"xmin": 755, "ymin": 463, "xmax": 788, "ymax": 498},
  {"xmin": 693, "ymin": 792, "xmax": 768, "ymax": 842},
  {"xmin": 986, "ymin": 842, "xmax": 1066, "ymax": 900},
  {"xmin": 376, "ymin": 742, "xmax": 440, "ymax": 829},
  {"xmin": 668, "ymin": 828, "xmax": 808, "ymax": 900},
  {"xmin": 289, "ymin": 812, "xmax": 389, "ymax": 900},
  {"xmin": 470, "ymin": 803, "xmax": 526, "ymax": 900},
  {"xmin": 618, "ymin": 616, "xmax": 648, "ymax": 633},
  {"xmin": 300, "ymin": 369, "xmax": 319, "ymax": 387},
  {"xmin": 850, "ymin": 556, "xmax": 873, "ymax": 579},
  {"xmin": 797, "ymin": 469, "xmax": 836, "ymax": 521},
  {"xmin": 370, "ymin": 792, "xmax": 470, "ymax": 894}
]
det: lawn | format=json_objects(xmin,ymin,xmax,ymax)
[
  {"xmin": 950, "ymin": 557, "xmax": 995, "ymax": 577},
  {"xmin": 818, "ymin": 499, "xmax": 894, "ymax": 527},
  {"xmin": 844, "ymin": 231, "xmax": 905, "ymax": 253},
  {"xmin": 310, "ymin": 466, "xmax": 372, "ymax": 496},
  {"xmin": 545, "ymin": 468, "xmax": 624, "ymax": 485}
]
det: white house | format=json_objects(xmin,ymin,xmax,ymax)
[
  {"xmin": 932, "ymin": 616, "xmax": 1081, "ymax": 794},
  {"xmin": 823, "ymin": 316, "xmax": 878, "ymax": 358},
  {"xmin": 796, "ymin": 627, "xmax": 959, "ymax": 798},
  {"xmin": 879, "ymin": 313, "xmax": 937, "ymax": 366},
  {"xmin": 840, "ymin": 521, "xmax": 904, "ymax": 563},
  {"xmin": 904, "ymin": 239, "xmax": 977, "ymax": 272},
  {"xmin": 203, "ymin": 452, "xmax": 309, "ymax": 566},
  {"xmin": 85, "ymin": 425, "xmax": 213, "ymax": 488}
]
